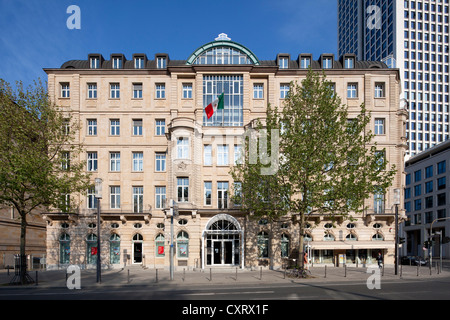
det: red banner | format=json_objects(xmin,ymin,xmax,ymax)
[{"xmin": 91, "ymin": 247, "xmax": 97, "ymax": 255}]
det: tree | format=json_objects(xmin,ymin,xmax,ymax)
[
  {"xmin": 0, "ymin": 79, "xmax": 91, "ymax": 284},
  {"xmin": 232, "ymin": 70, "xmax": 396, "ymax": 270}
]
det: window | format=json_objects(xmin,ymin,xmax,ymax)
[
  {"xmin": 132, "ymin": 152, "xmax": 143, "ymax": 172},
  {"xmin": 110, "ymin": 186, "xmax": 120, "ymax": 209},
  {"xmin": 374, "ymin": 187, "xmax": 385, "ymax": 214},
  {"xmin": 438, "ymin": 160, "xmax": 446, "ymax": 174},
  {"xmin": 347, "ymin": 83, "xmax": 358, "ymax": 98},
  {"xmin": 156, "ymin": 83, "xmax": 165, "ymax": 99},
  {"xmin": 90, "ymin": 57, "xmax": 99, "ymax": 69},
  {"xmin": 437, "ymin": 209, "xmax": 446, "ymax": 219},
  {"xmin": 155, "ymin": 186, "xmax": 166, "ymax": 209},
  {"xmin": 374, "ymin": 118, "xmax": 385, "ymax": 135},
  {"xmin": 177, "ymin": 137, "xmax": 189, "ymax": 159},
  {"xmin": 110, "ymin": 83, "xmax": 120, "ymax": 99},
  {"xmin": 426, "ymin": 181, "xmax": 433, "ymax": 193},
  {"xmin": 112, "ymin": 57, "xmax": 122, "ymax": 69},
  {"xmin": 281, "ymin": 234, "xmax": 290, "ymax": 258},
  {"xmin": 280, "ymin": 84, "xmax": 290, "ymax": 99},
  {"xmin": 414, "ymin": 170, "xmax": 422, "ymax": 182},
  {"xmin": 374, "ymin": 83, "xmax": 385, "ymax": 98},
  {"xmin": 157, "ymin": 57, "xmax": 167, "ymax": 69},
  {"xmin": 134, "ymin": 57, "xmax": 144, "ymax": 69},
  {"xmin": 344, "ymin": 57, "xmax": 354, "ymax": 69},
  {"xmin": 257, "ymin": 232, "xmax": 269, "ymax": 258},
  {"xmin": 426, "ymin": 165, "xmax": 434, "ymax": 178},
  {"xmin": 300, "ymin": 57, "xmax": 310, "ymax": 69},
  {"xmin": 217, "ymin": 181, "xmax": 228, "ymax": 209},
  {"xmin": 87, "ymin": 83, "xmax": 97, "ymax": 99},
  {"xmin": 415, "ymin": 199, "xmax": 422, "ymax": 211},
  {"xmin": 253, "ymin": 84, "xmax": 264, "ymax": 99},
  {"xmin": 87, "ymin": 119, "xmax": 97, "ymax": 136},
  {"xmin": 61, "ymin": 83, "xmax": 70, "ymax": 98},
  {"xmin": 177, "ymin": 178, "xmax": 189, "ymax": 202},
  {"xmin": 438, "ymin": 193, "xmax": 446, "ymax": 206},
  {"xmin": 87, "ymin": 186, "xmax": 97, "ymax": 209},
  {"xmin": 322, "ymin": 57, "xmax": 332, "ymax": 69},
  {"xmin": 132, "ymin": 187, "xmax": 144, "ymax": 213},
  {"xmin": 217, "ymin": 144, "xmax": 228, "ymax": 165},
  {"xmin": 155, "ymin": 152, "xmax": 166, "ymax": 172},
  {"xmin": 414, "ymin": 184, "xmax": 422, "ymax": 197},
  {"xmin": 204, "ymin": 145, "xmax": 212, "ymax": 166},
  {"xmin": 182, "ymin": 83, "xmax": 192, "ymax": 99},
  {"xmin": 234, "ymin": 145, "xmax": 242, "ymax": 165},
  {"xmin": 110, "ymin": 152, "xmax": 120, "ymax": 172},
  {"xmin": 425, "ymin": 196, "xmax": 433, "ymax": 209},
  {"xmin": 279, "ymin": 57, "xmax": 288, "ymax": 69},
  {"xmin": 87, "ymin": 152, "xmax": 97, "ymax": 171},
  {"xmin": 177, "ymin": 231, "xmax": 189, "ymax": 258},
  {"xmin": 133, "ymin": 83, "xmax": 143, "ymax": 99},
  {"xmin": 155, "ymin": 234, "xmax": 165, "ymax": 257},
  {"xmin": 61, "ymin": 152, "xmax": 70, "ymax": 171},
  {"xmin": 155, "ymin": 119, "xmax": 165, "ymax": 136},
  {"xmin": 204, "ymin": 182, "xmax": 212, "ymax": 205},
  {"xmin": 133, "ymin": 119, "xmax": 143, "ymax": 136},
  {"xmin": 437, "ymin": 177, "xmax": 446, "ymax": 190},
  {"xmin": 110, "ymin": 119, "xmax": 120, "ymax": 136}
]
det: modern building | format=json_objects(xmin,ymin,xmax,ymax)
[
  {"xmin": 43, "ymin": 34, "xmax": 406, "ymax": 271},
  {"xmin": 403, "ymin": 139, "xmax": 450, "ymax": 259},
  {"xmin": 338, "ymin": 0, "xmax": 450, "ymax": 157}
]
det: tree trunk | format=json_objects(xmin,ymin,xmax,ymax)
[
  {"xmin": 298, "ymin": 211, "xmax": 305, "ymax": 268},
  {"xmin": 19, "ymin": 211, "xmax": 28, "ymax": 284}
]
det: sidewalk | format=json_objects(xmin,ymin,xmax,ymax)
[{"xmin": 1, "ymin": 264, "xmax": 449, "ymax": 289}]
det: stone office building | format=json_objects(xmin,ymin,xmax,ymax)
[{"xmin": 43, "ymin": 34, "xmax": 406, "ymax": 270}]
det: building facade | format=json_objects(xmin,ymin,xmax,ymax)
[
  {"xmin": 338, "ymin": 0, "xmax": 450, "ymax": 157},
  {"xmin": 43, "ymin": 34, "xmax": 406, "ymax": 270},
  {"xmin": 404, "ymin": 139, "xmax": 450, "ymax": 259}
]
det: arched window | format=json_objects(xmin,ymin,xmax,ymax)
[
  {"xmin": 324, "ymin": 232, "xmax": 335, "ymax": 241},
  {"xmin": 155, "ymin": 234, "xmax": 165, "ymax": 257},
  {"xmin": 177, "ymin": 231, "xmax": 189, "ymax": 258},
  {"xmin": 133, "ymin": 233, "xmax": 143, "ymax": 241},
  {"xmin": 59, "ymin": 233, "xmax": 70, "ymax": 265},
  {"xmin": 281, "ymin": 234, "xmax": 290, "ymax": 258},
  {"xmin": 372, "ymin": 233, "xmax": 384, "ymax": 241},
  {"xmin": 346, "ymin": 233, "xmax": 357, "ymax": 241},
  {"xmin": 86, "ymin": 234, "xmax": 98, "ymax": 265},
  {"xmin": 257, "ymin": 231, "xmax": 269, "ymax": 258},
  {"xmin": 109, "ymin": 234, "xmax": 120, "ymax": 264}
]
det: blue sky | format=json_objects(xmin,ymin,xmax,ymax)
[{"xmin": 0, "ymin": 0, "xmax": 337, "ymax": 87}]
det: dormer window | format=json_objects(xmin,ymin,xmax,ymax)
[
  {"xmin": 279, "ymin": 57, "xmax": 289, "ymax": 69},
  {"xmin": 300, "ymin": 57, "xmax": 311, "ymax": 69},
  {"xmin": 90, "ymin": 57, "xmax": 99, "ymax": 69},
  {"xmin": 134, "ymin": 57, "xmax": 144, "ymax": 69},
  {"xmin": 157, "ymin": 57, "xmax": 167, "ymax": 69},
  {"xmin": 322, "ymin": 57, "xmax": 333, "ymax": 69},
  {"xmin": 112, "ymin": 57, "xmax": 122, "ymax": 69},
  {"xmin": 344, "ymin": 57, "xmax": 355, "ymax": 69}
]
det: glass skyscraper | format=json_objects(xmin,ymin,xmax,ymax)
[{"xmin": 338, "ymin": 0, "xmax": 450, "ymax": 157}]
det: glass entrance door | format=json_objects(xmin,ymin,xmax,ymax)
[
  {"xmin": 213, "ymin": 241, "xmax": 222, "ymax": 264},
  {"xmin": 133, "ymin": 242, "xmax": 142, "ymax": 263},
  {"xmin": 212, "ymin": 240, "xmax": 234, "ymax": 265}
]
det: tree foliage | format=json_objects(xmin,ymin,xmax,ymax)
[
  {"xmin": 0, "ymin": 79, "xmax": 91, "ymax": 283},
  {"xmin": 231, "ymin": 70, "xmax": 397, "ymax": 265}
]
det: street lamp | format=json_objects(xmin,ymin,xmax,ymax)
[
  {"xmin": 394, "ymin": 188, "xmax": 401, "ymax": 276},
  {"xmin": 95, "ymin": 178, "xmax": 103, "ymax": 284}
]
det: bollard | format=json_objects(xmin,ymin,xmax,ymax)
[
  {"xmin": 236, "ymin": 267, "xmax": 238, "ymax": 281},
  {"xmin": 183, "ymin": 268, "xmax": 185, "ymax": 282},
  {"xmin": 210, "ymin": 268, "xmax": 212, "ymax": 282},
  {"xmin": 400, "ymin": 264, "xmax": 402, "ymax": 278},
  {"xmin": 344, "ymin": 265, "xmax": 347, "ymax": 277},
  {"xmin": 128, "ymin": 269, "xmax": 130, "ymax": 283},
  {"xmin": 324, "ymin": 265, "xmax": 327, "ymax": 278},
  {"xmin": 35, "ymin": 271, "xmax": 38, "ymax": 286},
  {"xmin": 284, "ymin": 268, "xmax": 286, "ymax": 279},
  {"xmin": 260, "ymin": 267, "xmax": 262, "ymax": 280},
  {"xmin": 155, "ymin": 269, "xmax": 158, "ymax": 283},
  {"xmin": 417, "ymin": 263, "xmax": 419, "ymax": 276}
]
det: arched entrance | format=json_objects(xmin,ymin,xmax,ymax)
[
  {"xmin": 132, "ymin": 233, "xmax": 143, "ymax": 264},
  {"xmin": 202, "ymin": 214, "xmax": 244, "ymax": 269}
]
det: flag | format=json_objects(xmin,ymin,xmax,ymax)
[{"xmin": 205, "ymin": 93, "xmax": 224, "ymax": 119}]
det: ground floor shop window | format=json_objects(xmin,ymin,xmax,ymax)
[
  {"xmin": 59, "ymin": 233, "xmax": 70, "ymax": 264},
  {"xmin": 281, "ymin": 234, "xmax": 290, "ymax": 258},
  {"xmin": 110, "ymin": 234, "xmax": 120, "ymax": 264},
  {"xmin": 257, "ymin": 232, "xmax": 269, "ymax": 258},
  {"xmin": 86, "ymin": 234, "xmax": 97, "ymax": 265},
  {"xmin": 177, "ymin": 231, "xmax": 189, "ymax": 258},
  {"xmin": 155, "ymin": 234, "xmax": 165, "ymax": 257}
]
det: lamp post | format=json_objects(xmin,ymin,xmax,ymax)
[
  {"xmin": 95, "ymin": 178, "xmax": 102, "ymax": 284},
  {"xmin": 394, "ymin": 188, "xmax": 400, "ymax": 276}
]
